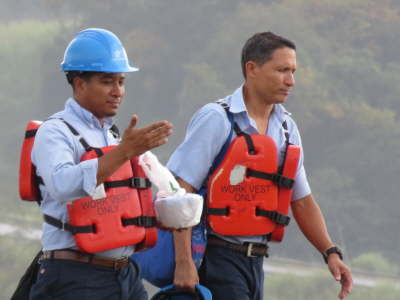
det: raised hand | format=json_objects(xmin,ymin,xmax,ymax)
[
  {"xmin": 96, "ymin": 115, "xmax": 172, "ymax": 185},
  {"xmin": 120, "ymin": 114, "xmax": 173, "ymax": 158}
]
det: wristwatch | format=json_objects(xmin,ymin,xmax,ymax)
[{"xmin": 323, "ymin": 246, "xmax": 343, "ymax": 264}]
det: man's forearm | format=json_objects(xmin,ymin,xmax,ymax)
[
  {"xmin": 291, "ymin": 194, "xmax": 334, "ymax": 253},
  {"xmin": 173, "ymin": 177, "xmax": 198, "ymax": 263},
  {"xmin": 173, "ymin": 228, "xmax": 193, "ymax": 262},
  {"xmin": 96, "ymin": 145, "xmax": 130, "ymax": 185}
]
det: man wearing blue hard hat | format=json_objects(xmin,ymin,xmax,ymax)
[{"xmin": 28, "ymin": 28, "xmax": 172, "ymax": 300}]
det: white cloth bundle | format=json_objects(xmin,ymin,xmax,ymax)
[
  {"xmin": 154, "ymin": 193, "xmax": 203, "ymax": 229},
  {"xmin": 139, "ymin": 151, "xmax": 203, "ymax": 228}
]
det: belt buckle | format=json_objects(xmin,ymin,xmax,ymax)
[
  {"xmin": 113, "ymin": 256, "xmax": 128, "ymax": 270},
  {"xmin": 41, "ymin": 251, "xmax": 51, "ymax": 261},
  {"xmin": 245, "ymin": 242, "xmax": 256, "ymax": 257}
]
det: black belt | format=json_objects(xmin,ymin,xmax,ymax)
[
  {"xmin": 208, "ymin": 235, "xmax": 269, "ymax": 257},
  {"xmin": 40, "ymin": 249, "xmax": 129, "ymax": 270}
]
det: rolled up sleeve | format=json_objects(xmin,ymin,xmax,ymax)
[
  {"xmin": 292, "ymin": 165, "xmax": 311, "ymax": 201},
  {"xmin": 79, "ymin": 158, "xmax": 98, "ymax": 196},
  {"xmin": 289, "ymin": 121, "xmax": 312, "ymax": 201}
]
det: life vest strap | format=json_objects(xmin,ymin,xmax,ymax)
[
  {"xmin": 232, "ymin": 123, "xmax": 256, "ymax": 155},
  {"xmin": 78, "ymin": 138, "xmax": 94, "ymax": 152},
  {"xmin": 37, "ymin": 175, "xmax": 44, "ymax": 186},
  {"xmin": 255, "ymin": 208, "xmax": 290, "ymax": 226},
  {"xmin": 121, "ymin": 216, "xmax": 157, "ymax": 228},
  {"xmin": 25, "ymin": 129, "xmax": 39, "ymax": 139},
  {"xmin": 103, "ymin": 177, "xmax": 151, "ymax": 190},
  {"xmin": 109, "ymin": 124, "xmax": 120, "ymax": 139},
  {"xmin": 45, "ymin": 213, "xmax": 157, "ymax": 234},
  {"xmin": 207, "ymin": 206, "xmax": 290, "ymax": 226},
  {"xmin": 44, "ymin": 214, "xmax": 96, "ymax": 235},
  {"xmin": 246, "ymin": 168, "xmax": 295, "ymax": 189},
  {"xmin": 243, "ymin": 134, "xmax": 256, "ymax": 155},
  {"xmin": 59, "ymin": 118, "xmax": 101, "ymax": 154},
  {"xmin": 207, "ymin": 207, "xmax": 229, "ymax": 216}
]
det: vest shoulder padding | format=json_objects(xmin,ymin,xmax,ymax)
[{"xmin": 19, "ymin": 120, "xmax": 43, "ymax": 201}]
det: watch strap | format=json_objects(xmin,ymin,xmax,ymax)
[{"xmin": 323, "ymin": 246, "xmax": 343, "ymax": 264}]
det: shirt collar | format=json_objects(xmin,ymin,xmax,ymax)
[
  {"xmin": 273, "ymin": 102, "xmax": 291, "ymax": 124},
  {"xmin": 229, "ymin": 85, "xmax": 247, "ymax": 114},
  {"xmin": 229, "ymin": 84, "xmax": 291, "ymax": 122},
  {"xmin": 65, "ymin": 98, "xmax": 114, "ymax": 130}
]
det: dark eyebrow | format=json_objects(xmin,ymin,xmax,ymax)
[{"xmin": 99, "ymin": 73, "xmax": 126, "ymax": 80}]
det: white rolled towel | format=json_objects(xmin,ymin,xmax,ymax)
[
  {"xmin": 155, "ymin": 193, "xmax": 204, "ymax": 229},
  {"xmin": 138, "ymin": 151, "xmax": 203, "ymax": 229}
]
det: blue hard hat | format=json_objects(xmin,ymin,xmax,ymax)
[
  {"xmin": 151, "ymin": 284, "xmax": 212, "ymax": 300},
  {"xmin": 61, "ymin": 28, "xmax": 139, "ymax": 73}
]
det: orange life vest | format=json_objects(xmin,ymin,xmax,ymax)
[
  {"xmin": 206, "ymin": 117, "xmax": 300, "ymax": 241},
  {"xmin": 19, "ymin": 119, "xmax": 157, "ymax": 253},
  {"xmin": 19, "ymin": 120, "xmax": 43, "ymax": 202}
]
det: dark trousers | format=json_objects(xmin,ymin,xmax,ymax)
[
  {"xmin": 199, "ymin": 243, "xmax": 264, "ymax": 300},
  {"xmin": 29, "ymin": 258, "xmax": 148, "ymax": 300}
]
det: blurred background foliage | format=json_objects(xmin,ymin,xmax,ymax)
[{"xmin": 1, "ymin": 0, "xmax": 399, "ymax": 298}]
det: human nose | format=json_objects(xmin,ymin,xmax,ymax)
[
  {"xmin": 285, "ymin": 73, "xmax": 295, "ymax": 87},
  {"xmin": 111, "ymin": 82, "xmax": 124, "ymax": 98}
]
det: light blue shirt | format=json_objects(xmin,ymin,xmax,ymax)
[
  {"xmin": 167, "ymin": 85, "xmax": 311, "ymax": 244},
  {"xmin": 32, "ymin": 98, "xmax": 134, "ymax": 258}
]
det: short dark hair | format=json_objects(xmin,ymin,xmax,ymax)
[
  {"xmin": 65, "ymin": 71, "xmax": 101, "ymax": 87},
  {"xmin": 241, "ymin": 32, "xmax": 296, "ymax": 78}
]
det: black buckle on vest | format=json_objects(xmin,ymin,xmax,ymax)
[
  {"xmin": 270, "ymin": 211, "xmax": 290, "ymax": 226},
  {"xmin": 276, "ymin": 176, "xmax": 295, "ymax": 189},
  {"xmin": 246, "ymin": 169, "xmax": 295, "ymax": 189},
  {"xmin": 132, "ymin": 177, "xmax": 151, "ymax": 189},
  {"xmin": 103, "ymin": 177, "xmax": 151, "ymax": 190},
  {"xmin": 255, "ymin": 208, "xmax": 290, "ymax": 226}
]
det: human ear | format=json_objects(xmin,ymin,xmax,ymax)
[
  {"xmin": 73, "ymin": 76, "xmax": 86, "ymax": 93},
  {"xmin": 245, "ymin": 61, "xmax": 258, "ymax": 79}
]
